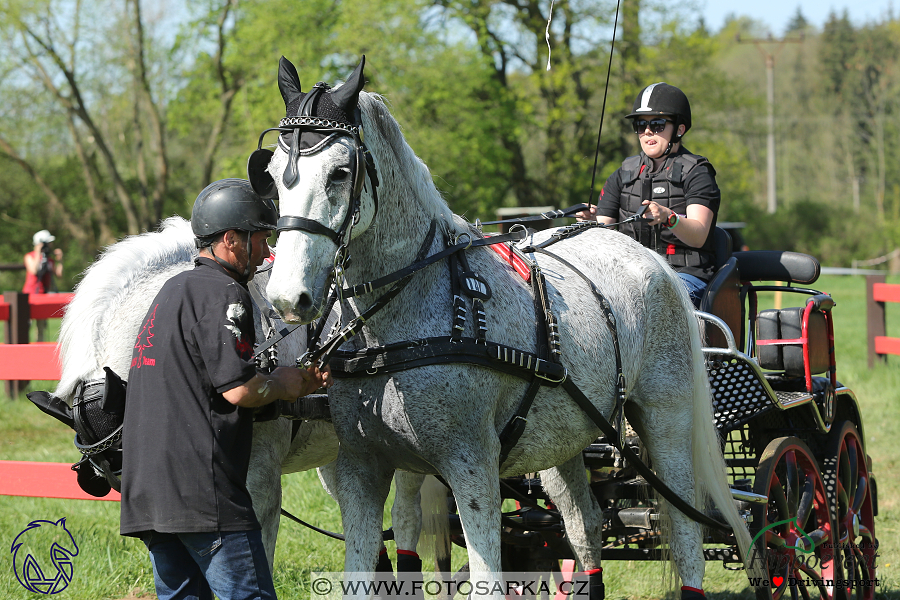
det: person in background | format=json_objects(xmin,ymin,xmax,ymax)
[
  {"xmin": 578, "ymin": 82, "xmax": 721, "ymax": 307},
  {"xmin": 23, "ymin": 229, "xmax": 64, "ymax": 341}
]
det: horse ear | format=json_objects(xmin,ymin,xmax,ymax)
[
  {"xmin": 278, "ymin": 56, "xmax": 303, "ymax": 106},
  {"xmin": 329, "ymin": 55, "xmax": 366, "ymax": 114}
]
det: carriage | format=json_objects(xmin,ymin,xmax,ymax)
[{"xmin": 455, "ymin": 228, "xmax": 880, "ymax": 600}]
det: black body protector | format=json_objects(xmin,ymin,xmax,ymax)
[
  {"xmin": 623, "ymin": 82, "xmax": 717, "ymax": 280},
  {"xmin": 617, "ymin": 151, "xmax": 718, "ymax": 280}
]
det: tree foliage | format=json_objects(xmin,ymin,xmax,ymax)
[{"xmin": 0, "ymin": 0, "xmax": 898, "ymax": 293}]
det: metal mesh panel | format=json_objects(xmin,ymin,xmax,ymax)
[
  {"xmin": 707, "ymin": 354, "xmax": 776, "ymax": 432},
  {"xmin": 722, "ymin": 425, "xmax": 757, "ymax": 484}
]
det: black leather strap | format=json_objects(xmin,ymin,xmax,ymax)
[
  {"xmin": 276, "ymin": 216, "xmax": 342, "ymax": 244},
  {"xmin": 341, "ymin": 228, "xmax": 528, "ymax": 298},
  {"xmin": 560, "ymin": 377, "xmax": 733, "ymax": 534}
]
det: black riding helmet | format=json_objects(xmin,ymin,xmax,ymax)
[
  {"xmin": 191, "ymin": 178, "xmax": 278, "ymax": 280},
  {"xmin": 626, "ymin": 82, "xmax": 691, "ymax": 157}
]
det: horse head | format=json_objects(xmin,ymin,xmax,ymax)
[
  {"xmin": 255, "ymin": 56, "xmax": 375, "ymax": 324},
  {"xmin": 257, "ymin": 56, "xmax": 460, "ymax": 325}
]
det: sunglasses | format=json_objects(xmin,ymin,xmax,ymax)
[{"xmin": 632, "ymin": 118, "xmax": 671, "ymax": 135}]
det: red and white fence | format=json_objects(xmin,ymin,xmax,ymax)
[{"xmin": 867, "ymin": 274, "xmax": 900, "ymax": 367}]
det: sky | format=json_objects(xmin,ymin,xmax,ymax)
[{"xmin": 700, "ymin": 0, "xmax": 894, "ymax": 34}]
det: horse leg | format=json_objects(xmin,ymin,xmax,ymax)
[
  {"xmin": 629, "ymin": 401, "xmax": 705, "ymax": 595},
  {"xmin": 246, "ymin": 418, "xmax": 293, "ymax": 573},
  {"xmin": 333, "ymin": 449, "xmax": 395, "ymax": 599},
  {"xmin": 540, "ymin": 455, "xmax": 605, "ymax": 599},
  {"xmin": 442, "ymin": 454, "xmax": 504, "ymax": 598},
  {"xmin": 392, "ymin": 471, "xmax": 425, "ymax": 576}
]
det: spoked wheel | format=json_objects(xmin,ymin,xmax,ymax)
[
  {"xmin": 751, "ymin": 437, "xmax": 837, "ymax": 600},
  {"xmin": 821, "ymin": 421, "xmax": 877, "ymax": 600}
]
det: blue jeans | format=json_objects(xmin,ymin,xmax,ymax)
[
  {"xmin": 677, "ymin": 273, "xmax": 707, "ymax": 308},
  {"xmin": 142, "ymin": 530, "xmax": 276, "ymax": 600}
]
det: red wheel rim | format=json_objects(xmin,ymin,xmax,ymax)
[
  {"xmin": 752, "ymin": 438, "xmax": 836, "ymax": 600},
  {"xmin": 827, "ymin": 424, "xmax": 877, "ymax": 600}
]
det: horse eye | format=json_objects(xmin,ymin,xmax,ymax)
[{"xmin": 330, "ymin": 167, "xmax": 351, "ymax": 184}]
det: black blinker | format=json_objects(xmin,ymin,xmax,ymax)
[{"xmin": 247, "ymin": 149, "xmax": 277, "ymax": 199}]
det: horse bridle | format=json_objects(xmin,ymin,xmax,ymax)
[{"xmin": 247, "ymin": 83, "xmax": 379, "ymax": 285}]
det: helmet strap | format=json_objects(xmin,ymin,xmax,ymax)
[
  {"xmin": 661, "ymin": 117, "xmax": 681, "ymax": 157},
  {"xmin": 203, "ymin": 231, "xmax": 252, "ymax": 284},
  {"xmin": 242, "ymin": 230, "xmax": 253, "ymax": 281}
]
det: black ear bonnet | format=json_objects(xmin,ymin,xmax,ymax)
[{"xmin": 247, "ymin": 56, "xmax": 377, "ymax": 206}]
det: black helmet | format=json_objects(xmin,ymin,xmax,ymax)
[
  {"xmin": 191, "ymin": 179, "xmax": 278, "ymax": 239},
  {"xmin": 626, "ymin": 82, "xmax": 692, "ymax": 135}
]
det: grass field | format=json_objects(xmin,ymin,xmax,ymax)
[{"xmin": 0, "ymin": 274, "xmax": 898, "ymax": 600}]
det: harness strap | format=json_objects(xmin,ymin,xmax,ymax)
[
  {"xmin": 341, "ymin": 229, "xmax": 527, "ymax": 298},
  {"xmin": 527, "ymin": 247, "xmax": 627, "ymax": 407},
  {"xmin": 301, "ymin": 220, "xmax": 439, "ymax": 367},
  {"xmin": 277, "ymin": 216, "xmax": 343, "ymax": 244},
  {"xmin": 448, "ymin": 250, "xmax": 466, "ymax": 342},
  {"xmin": 329, "ymin": 337, "xmax": 567, "ymax": 384},
  {"xmin": 497, "ymin": 377, "xmax": 542, "ymax": 467},
  {"xmin": 561, "ymin": 377, "xmax": 733, "ymax": 535}
]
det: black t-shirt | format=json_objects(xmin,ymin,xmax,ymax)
[{"xmin": 120, "ymin": 257, "xmax": 259, "ymax": 537}]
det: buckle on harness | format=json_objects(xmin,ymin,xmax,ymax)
[{"xmin": 535, "ymin": 366, "xmax": 568, "ymax": 385}]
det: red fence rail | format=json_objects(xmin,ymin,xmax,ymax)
[
  {"xmin": 0, "ymin": 291, "xmax": 72, "ymax": 395},
  {"xmin": 867, "ymin": 274, "xmax": 900, "ymax": 367}
]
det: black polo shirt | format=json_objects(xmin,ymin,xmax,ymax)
[{"xmin": 120, "ymin": 257, "xmax": 259, "ymax": 537}]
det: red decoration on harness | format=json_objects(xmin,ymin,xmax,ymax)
[
  {"xmin": 489, "ymin": 242, "xmax": 531, "ymax": 282},
  {"xmin": 667, "ymin": 243, "xmax": 676, "ymax": 255}
]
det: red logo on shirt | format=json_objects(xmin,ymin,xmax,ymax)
[
  {"xmin": 132, "ymin": 305, "xmax": 157, "ymax": 368},
  {"xmin": 235, "ymin": 336, "xmax": 252, "ymax": 358}
]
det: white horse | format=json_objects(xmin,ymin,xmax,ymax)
[
  {"xmin": 261, "ymin": 57, "xmax": 764, "ymax": 598},
  {"xmin": 53, "ymin": 216, "xmax": 432, "ymax": 575}
]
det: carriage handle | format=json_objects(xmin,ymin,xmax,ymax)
[{"xmin": 695, "ymin": 310, "xmax": 740, "ymax": 355}]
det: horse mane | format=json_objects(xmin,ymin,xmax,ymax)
[
  {"xmin": 55, "ymin": 216, "xmax": 197, "ymax": 400},
  {"xmin": 357, "ymin": 91, "xmax": 469, "ymax": 236}
]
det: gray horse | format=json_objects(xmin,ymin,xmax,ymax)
[
  {"xmin": 262, "ymin": 57, "xmax": 763, "ymax": 598},
  {"xmin": 53, "ymin": 216, "xmax": 432, "ymax": 574}
]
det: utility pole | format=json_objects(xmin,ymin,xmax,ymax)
[{"xmin": 736, "ymin": 33, "xmax": 803, "ymax": 214}]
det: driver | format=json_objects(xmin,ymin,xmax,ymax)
[
  {"xmin": 578, "ymin": 83, "xmax": 721, "ymax": 307},
  {"xmin": 120, "ymin": 178, "xmax": 332, "ymax": 600}
]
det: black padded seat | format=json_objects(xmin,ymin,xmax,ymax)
[
  {"xmin": 732, "ymin": 251, "xmax": 820, "ymax": 284},
  {"xmin": 711, "ymin": 226, "xmax": 733, "ymax": 272},
  {"xmin": 699, "ymin": 256, "xmax": 743, "ymax": 350}
]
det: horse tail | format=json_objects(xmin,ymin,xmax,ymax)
[
  {"xmin": 417, "ymin": 475, "xmax": 451, "ymax": 569},
  {"xmin": 680, "ymin": 280, "xmax": 767, "ymax": 582}
]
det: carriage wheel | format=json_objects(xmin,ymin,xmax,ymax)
[
  {"xmin": 821, "ymin": 422, "xmax": 877, "ymax": 600},
  {"xmin": 751, "ymin": 437, "xmax": 837, "ymax": 600}
]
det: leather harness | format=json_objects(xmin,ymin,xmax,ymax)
[{"xmin": 252, "ymin": 115, "xmax": 735, "ymax": 535}]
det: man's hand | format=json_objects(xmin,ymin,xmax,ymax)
[
  {"xmin": 223, "ymin": 364, "xmax": 333, "ymax": 408},
  {"xmin": 276, "ymin": 364, "xmax": 333, "ymax": 401}
]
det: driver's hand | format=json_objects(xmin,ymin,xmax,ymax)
[{"xmin": 575, "ymin": 205, "xmax": 599, "ymax": 222}]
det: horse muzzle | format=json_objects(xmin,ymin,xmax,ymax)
[{"xmin": 270, "ymin": 292, "xmax": 322, "ymax": 324}]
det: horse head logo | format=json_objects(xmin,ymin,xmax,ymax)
[{"xmin": 10, "ymin": 518, "xmax": 79, "ymax": 594}]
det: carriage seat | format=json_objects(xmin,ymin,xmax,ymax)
[
  {"xmin": 731, "ymin": 250, "xmax": 820, "ymax": 284},
  {"xmin": 756, "ymin": 295, "xmax": 833, "ymax": 377},
  {"xmin": 711, "ymin": 226, "xmax": 733, "ymax": 272},
  {"xmin": 699, "ymin": 256, "xmax": 743, "ymax": 349}
]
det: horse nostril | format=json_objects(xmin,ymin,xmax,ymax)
[{"xmin": 296, "ymin": 293, "xmax": 313, "ymax": 312}]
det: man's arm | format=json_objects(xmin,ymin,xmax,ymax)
[{"xmin": 223, "ymin": 365, "xmax": 332, "ymax": 408}]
